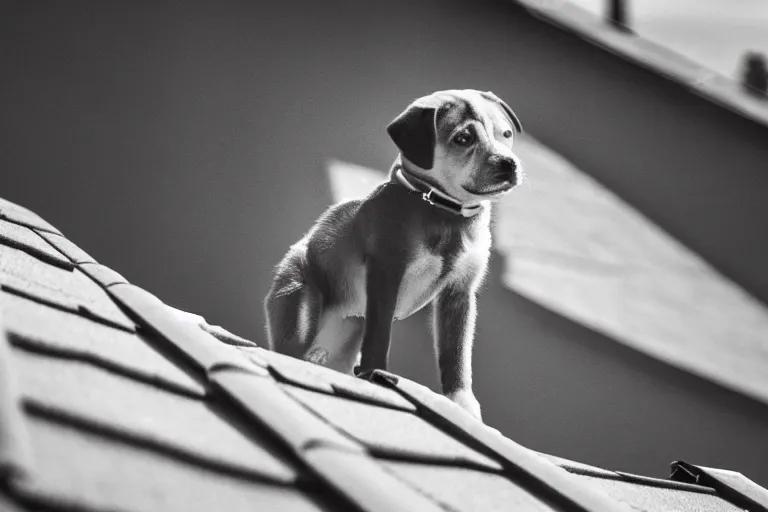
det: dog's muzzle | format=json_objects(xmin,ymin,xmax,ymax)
[
  {"xmin": 463, "ymin": 155, "xmax": 521, "ymax": 195},
  {"xmin": 488, "ymin": 155, "xmax": 519, "ymax": 182}
]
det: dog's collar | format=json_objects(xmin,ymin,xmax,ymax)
[{"xmin": 393, "ymin": 166, "xmax": 483, "ymax": 218}]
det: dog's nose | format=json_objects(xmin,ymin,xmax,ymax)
[{"xmin": 498, "ymin": 157, "xmax": 517, "ymax": 174}]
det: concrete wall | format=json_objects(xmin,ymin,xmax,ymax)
[{"xmin": 2, "ymin": 0, "xmax": 767, "ymax": 482}]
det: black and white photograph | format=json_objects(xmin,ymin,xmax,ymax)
[{"xmin": 1, "ymin": 1, "xmax": 767, "ymax": 511}]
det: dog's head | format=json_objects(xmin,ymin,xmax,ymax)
[{"xmin": 387, "ymin": 89, "xmax": 523, "ymax": 203}]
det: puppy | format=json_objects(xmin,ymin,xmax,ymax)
[{"xmin": 265, "ymin": 89, "xmax": 523, "ymax": 419}]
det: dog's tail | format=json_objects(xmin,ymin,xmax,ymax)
[{"xmin": 264, "ymin": 253, "xmax": 322, "ymax": 359}]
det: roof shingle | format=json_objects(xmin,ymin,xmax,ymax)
[
  {"xmin": 1, "ymin": 291, "xmax": 203, "ymax": 396},
  {"xmin": 1, "ymin": 196, "xmax": 766, "ymax": 512},
  {"xmin": 16, "ymin": 415, "xmax": 329, "ymax": 512}
]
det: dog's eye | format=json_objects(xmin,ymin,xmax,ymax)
[
  {"xmin": 502, "ymin": 129, "xmax": 513, "ymax": 139},
  {"xmin": 453, "ymin": 130, "xmax": 475, "ymax": 147}
]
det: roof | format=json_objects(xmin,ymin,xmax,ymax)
[
  {"xmin": 1, "ymin": 194, "xmax": 767, "ymax": 512},
  {"xmin": 513, "ymin": 0, "xmax": 768, "ymax": 129}
]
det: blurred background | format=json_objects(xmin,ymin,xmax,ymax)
[
  {"xmin": 2, "ymin": 0, "xmax": 768, "ymax": 483},
  {"xmin": 569, "ymin": 0, "xmax": 768, "ymax": 80}
]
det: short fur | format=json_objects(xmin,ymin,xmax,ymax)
[{"xmin": 265, "ymin": 89, "xmax": 523, "ymax": 419}]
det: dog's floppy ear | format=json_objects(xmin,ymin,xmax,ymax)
[
  {"xmin": 483, "ymin": 91, "xmax": 523, "ymax": 134},
  {"xmin": 387, "ymin": 96, "xmax": 442, "ymax": 170}
]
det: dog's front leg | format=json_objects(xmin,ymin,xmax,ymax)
[
  {"xmin": 431, "ymin": 285, "xmax": 482, "ymax": 420},
  {"xmin": 357, "ymin": 255, "xmax": 405, "ymax": 373}
]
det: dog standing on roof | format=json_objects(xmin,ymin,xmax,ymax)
[{"xmin": 264, "ymin": 89, "xmax": 523, "ymax": 420}]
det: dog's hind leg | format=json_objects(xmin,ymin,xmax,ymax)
[
  {"xmin": 264, "ymin": 266, "xmax": 322, "ymax": 359},
  {"xmin": 307, "ymin": 315, "xmax": 364, "ymax": 374}
]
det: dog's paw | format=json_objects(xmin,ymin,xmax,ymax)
[{"xmin": 446, "ymin": 389, "xmax": 482, "ymax": 421}]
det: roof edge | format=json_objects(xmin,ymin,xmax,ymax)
[
  {"xmin": 512, "ymin": 0, "xmax": 768, "ymax": 129},
  {"xmin": 671, "ymin": 461, "xmax": 768, "ymax": 511}
]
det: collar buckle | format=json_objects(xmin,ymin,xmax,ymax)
[{"xmin": 392, "ymin": 165, "xmax": 483, "ymax": 218}]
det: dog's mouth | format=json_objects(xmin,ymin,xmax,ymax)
[{"xmin": 463, "ymin": 180, "xmax": 516, "ymax": 197}]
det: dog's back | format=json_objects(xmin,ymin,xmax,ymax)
[{"xmin": 263, "ymin": 192, "xmax": 365, "ymax": 358}]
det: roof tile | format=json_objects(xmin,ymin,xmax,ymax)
[
  {"xmin": 537, "ymin": 452, "xmax": 624, "ymax": 479},
  {"xmin": 108, "ymin": 284, "xmax": 258, "ymax": 375},
  {"xmin": 282, "ymin": 384, "xmax": 502, "ymax": 471},
  {"xmin": 573, "ymin": 474, "xmax": 744, "ymax": 512},
  {"xmin": 303, "ymin": 447, "xmax": 446, "ymax": 512},
  {"xmin": 0, "ymin": 198, "xmax": 61, "ymax": 235},
  {"xmin": 13, "ymin": 348, "xmax": 296, "ymax": 482},
  {"xmin": 249, "ymin": 347, "xmax": 416, "ymax": 412},
  {"xmin": 211, "ymin": 369, "xmax": 363, "ymax": 454},
  {"xmin": 536, "ymin": 454, "xmax": 720, "ymax": 493},
  {"xmin": 698, "ymin": 467, "xmax": 768, "ymax": 510},
  {"xmin": 1, "ymin": 291, "xmax": 204, "ymax": 396},
  {"xmin": 0, "ymin": 245, "xmax": 135, "ymax": 331},
  {"xmin": 79, "ymin": 262, "xmax": 128, "ymax": 288},
  {"xmin": 382, "ymin": 460, "xmax": 559, "ymax": 512},
  {"xmin": 12, "ymin": 415, "xmax": 329, "ymax": 512},
  {"xmin": 366, "ymin": 370, "xmax": 634, "ymax": 512},
  {"xmin": 671, "ymin": 461, "xmax": 768, "ymax": 511},
  {"xmin": 0, "ymin": 326, "xmax": 32, "ymax": 481},
  {"xmin": 34, "ymin": 230, "xmax": 95, "ymax": 265},
  {"xmin": 615, "ymin": 471, "xmax": 718, "ymax": 494},
  {"xmin": 0, "ymin": 220, "xmax": 73, "ymax": 270},
  {"xmin": 330, "ymin": 379, "xmax": 416, "ymax": 412}
]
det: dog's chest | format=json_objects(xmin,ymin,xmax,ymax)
[
  {"xmin": 393, "ymin": 247, "xmax": 445, "ymax": 320},
  {"xmin": 337, "ymin": 228, "xmax": 486, "ymax": 320}
]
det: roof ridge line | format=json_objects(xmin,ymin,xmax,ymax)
[
  {"xmin": 614, "ymin": 470, "xmax": 717, "ymax": 494},
  {"xmin": 368, "ymin": 449, "xmax": 506, "ymax": 474}
]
